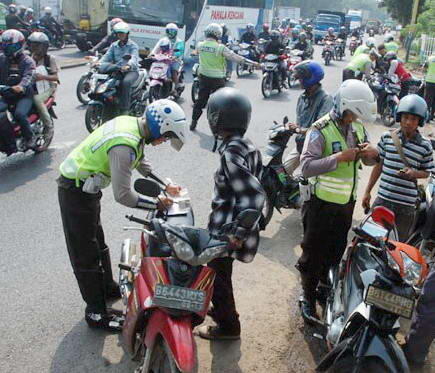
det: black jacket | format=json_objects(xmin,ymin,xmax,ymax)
[
  {"xmin": 5, "ymin": 14, "xmax": 28, "ymax": 29},
  {"xmin": 258, "ymin": 31, "xmax": 271, "ymax": 41},
  {"xmin": 240, "ymin": 31, "xmax": 256, "ymax": 44},
  {"xmin": 264, "ymin": 40, "xmax": 284, "ymax": 55}
]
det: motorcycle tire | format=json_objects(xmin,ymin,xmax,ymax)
[
  {"xmin": 76, "ymin": 75, "xmax": 92, "ymax": 105},
  {"xmin": 260, "ymin": 190, "xmax": 274, "ymax": 230},
  {"xmin": 261, "ymin": 75, "xmax": 273, "ymax": 99},
  {"xmin": 382, "ymin": 104, "xmax": 395, "ymax": 127},
  {"xmin": 324, "ymin": 54, "xmax": 331, "ymax": 66},
  {"xmin": 330, "ymin": 355, "xmax": 390, "ymax": 373},
  {"xmin": 85, "ymin": 105, "xmax": 104, "ymax": 133},
  {"xmin": 236, "ymin": 63, "xmax": 243, "ymax": 77},
  {"xmin": 288, "ymin": 72, "xmax": 297, "ymax": 88},
  {"xmin": 33, "ymin": 120, "xmax": 54, "ymax": 153},
  {"xmin": 148, "ymin": 338, "xmax": 183, "ymax": 373},
  {"xmin": 191, "ymin": 80, "xmax": 200, "ymax": 103}
]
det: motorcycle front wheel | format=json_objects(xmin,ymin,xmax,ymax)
[
  {"xmin": 85, "ymin": 105, "xmax": 104, "ymax": 133},
  {"xmin": 288, "ymin": 72, "xmax": 297, "ymax": 88},
  {"xmin": 261, "ymin": 75, "xmax": 273, "ymax": 98},
  {"xmin": 147, "ymin": 339, "xmax": 183, "ymax": 373},
  {"xmin": 76, "ymin": 75, "xmax": 92, "ymax": 105},
  {"xmin": 236, "ymin": 63, "xmax": 243, "ymax": 77},
  {"xmin": 382, "ymin": 103, "xmax": 395, "ymax": 127},
  {"xmin": 330, "ymin": 355, "xmax": 390, "ymax": 373},
  {"xmin": 191, "ymin": 80, "xmax": 200, "ymax": 103}
]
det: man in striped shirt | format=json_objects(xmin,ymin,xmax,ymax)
[{"xmin": 363, "ymin": 95, "xmax": 434, "ymax": 241}]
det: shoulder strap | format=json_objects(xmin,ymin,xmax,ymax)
[{"xmin": 390, "ymin": 128, "xmax": 411, "ymax": 168}]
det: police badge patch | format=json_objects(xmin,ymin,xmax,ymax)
[{"xmin": 332, "ymin": 141, "xmax": 342, "ymax": 153}]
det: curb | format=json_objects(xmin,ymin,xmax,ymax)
[{"xmin": 60, "ymin": 61, "xmax": 87, "ymax": 69}]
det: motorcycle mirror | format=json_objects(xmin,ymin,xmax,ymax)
[
  {"xmin": 235, "ymin": 209, "xmax": 261, "ymax": 230},
  {"xmin": 283, "ymin": 116, "xmax": 289, "ymax": 125},
  {"xmin": 134, "ymin": 179, "xmax": 162, "ymax": 197},
  {"xmin": 372, "ymin": 206, "xmax": 395, "ymax": 232},
  {"xmin": 122, "ymin": 54, "xmax": 132, "ymax": 61}
]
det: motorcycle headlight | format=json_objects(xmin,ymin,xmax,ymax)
[
  {"xmin": 401, "ymin": 252, "xmax": 422, "ymax": 287},
  {"xmin": 387, "ymin": 251, "xmax": 401, "ymax": 275},
  {"xmin": 96, "ymin": 82, "xmax": 109, "ymax": 94},
  {"xmin": 165, "ymin": 231, "xmax": 195, "ymax": 263}
]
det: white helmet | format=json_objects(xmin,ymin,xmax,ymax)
[
  {"xmin": 165, "ymin": 23, "xmax": 178, "ymax": 39},
  {"xmin": 335, "ymin": 79, "xmax": 377, "ymax": 122},
  {"xmin": 144, "ymin": 99, "xmax": 187, "ymax": 151},
  {"xmin": 366, "ymin": 37, "xmax": 376, "ymax": 48},
  {"xmin": 28, "ymin": 31, "xmax": 49, "ymax": 44},
  {"xmin": 44, "ymin": 6, "xmax": 52, "ymax": 15},
  {"xmin": 25, "ymin": 8, "xmax": 34, "ymax": 14},
  {"xmin": 384, "ymin": 34, "xmax": 394, "ymax": 42},
  {"xmin": 113, "ymin": 22, "xmax": 130, "ymax": 34},
  {"xmin": 204, "ymin": 23, "xmax": 222, "ymax": 39}
]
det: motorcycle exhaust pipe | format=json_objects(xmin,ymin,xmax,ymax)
[{"xmin": 119, "ymin": 239, "xmax": 133, "ymax": 305}]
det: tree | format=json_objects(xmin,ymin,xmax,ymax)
[{"xmin": 378, "ymin": 0, "xmax": 427, "ymax": 25}]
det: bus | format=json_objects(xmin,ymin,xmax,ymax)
[{"xmin": 108, "ymin": 0, "xmax": 275, "ymax": 56}]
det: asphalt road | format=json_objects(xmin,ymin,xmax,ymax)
[{"xmin": 0, "ymin": 44, "xmax": 433, "ymax": 373}]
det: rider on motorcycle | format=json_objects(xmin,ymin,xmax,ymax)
[
  {"xmin": 240, "ymin": 23, "xmax": 257, "ymax": 44},
  {"xmin": 0, "ymin": 29, "xmax": 36, "ymax": 153},
  {"xmin": 221, "ymin": 24, "xmax": 232, "ymax": 45},
  {"xmin": 293, "ymin": 32, "xmax": 312, "ymax": 60},
  {"xmin": 258, "ymin": 23, "xmax": 271, "ymax": 41},
  {"xmin": 305, "ymin": 24, "xmax": 314, "ymax": 42},
  {"xmin": 88, "ymin": 18, "xmax": 123, "ymax": 55},
  {"xmin": 18, "ymin": 5, "xmax": 27, "ymax": 20},
  {"xmin": 353, "ymin": 37, "xmax": 375, "ymax": 57},
  {"xmin": 384, "ymin": 34, "xmax": 399, "ymax": 53},
  {"xmin": 323, "ymin": 27, "xmax": 336, "ymax": 43},
  {"xmin": 58, "ymin": 99, "xmax": 187, "ymax": 331},
  {"xmin": 283, "ymin": 61, "xmax": 333, "ymax": 177},
  {"xmin": 28, "ymin": 31, "xmax": 59, "ymax": 136},
  {"xmin": 151, "ymin": 23, "xmax": 185, "ymax": 97},
  {"xmin": 264, "ymin": 30, "xmax": 288, "ymax": 86},
  {"xmin": 350, "ymin": 28, "xmax": 361, "ymax": 38},
  {"xmin": 337, "ymin": 26, "xmax": 347, "ymax": 40},
  {"xmin": 384, "ymin": 51, "xmax": 414, "ymax": 98},
  {"xmin": 24, "ymin": 8, "xmax": 34, "ymax": 24},
  {"xmin": 39, "ymin": 7, "xmax": 62, "ymax": 40},
  {"xmin": 100, "ymin": 22, "xmax": 140, "ymax": 115},
  {"xmin": 289, "ymin": 28, "xmax": 300, "ymax": 46},
  {"xmin": 5, "ymin": 4, "xmax": 29, "ymax": 30}
]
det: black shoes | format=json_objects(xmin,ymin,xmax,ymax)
[
  {"xmin": 85, "ymin": 308, "xmax": 124, "ymax": 332},
  {"xmin": 299, "ymin": 295, "xmax": 320, "ymax": 325},
  {"xmin": 105, "ymin": 281, "xmax": 122, "ymax": 300},
  {"xmin": 189, "ymin": 120, "xmax": 197, "ymax": 131}
]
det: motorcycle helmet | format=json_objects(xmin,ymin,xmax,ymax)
[
  {"xmin": 44, "ymin": 6, "xmax": 52, "ymax": 15},
  {"xmin": 384, "ymin": 51, "xmax": 397, "ymax": 62},
  {"xmin": 2, "ymin": 29, "xmax": 25, "ymax": 58},
  {"xmin": 294, "ymin": 60, "xmax": 324, "ymax": 89},
  {"xmin": 366, "ymin": 37, "xmax": 376, "ymax": 48},
  {"xmin": 334, "ymin": 79, "xmax": 377, "ymax": 122},
  {"xmin": 306, "ymin": 25, "xmax": 313, "ymax": 31},
  {"xmin": 270, "ymin": 30, "xmax": 280, "ymax": 40},
  {"xmin": 110, "ymin": 18, "xmax": 123, "ymax": 30},
  {"xmin": 28, "ymin": 31, "xmax": 49, "ymax": 54},
  {"xmin": 295, "ymin": 24, "xmax": 302, "ymax": 31},
  {"xmin": 207, "ymin": 87, "xmax": 252, "ymax": 137},
  {"xmin": 340, "ymin": 26, "xmax": 346, "ymax": 32},
  {"xmin": 246, "ymin": 23, "xmax": 254, "ymax": 32},
  {"xmin": 328, "ymin": 27, "xmax": 335, "ymax": 34},
  {"xmin": 25, "ymin": 8, "xmax": 34, "ymax": 15},
  {"xmin": 220, "ymin": 23, "xmax": 228, "ymax": 35},
  {"xmin": 384, "ymin": 34, "xmax": 394, "ymax": 42},
  {"xmin": 204, "ymin": 23, "xmax": 222, "ymax": 40},
  {"xmin": 263, "ymin": 23, "xmax": 270, "ymax": 32},
  {"xmin": 165, "ymin": 23, "xmax": 178, "ymax": 40},
  {"xmin": 144, "ymin": 99, "xmax": 187, "ymax": 151},
  {"xmin": 18, "ymin": 5, "xmax": 26, "ymax": 13},
  {"xmin": 292, "ymin": 28, "xmax": 300, "ymax": 37},
  {"xmin": 396, "ymin": 94, "xmax": 428, "ymax": 127},
  {"xmin": 113, "ymin": 22, "xmax": 130, "ymax": 34},
  {"xmin": 8, "ymin": 4, "xmax": 17, "ymax": 14},
  {"xmin": 299, "ymin": 32, "xmax": 307, "ymax": 41},
  {"xmin": 159, "ymin": 38, "xmax": 171, "ymax": 53}
]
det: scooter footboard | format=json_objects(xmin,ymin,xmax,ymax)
[{"xmin": 145, "ymin": 309, "xmax": 196, "ymax": 372}]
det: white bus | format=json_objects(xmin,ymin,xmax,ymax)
[{"xmin": 108, "ymin": 0, "xmax": 275, "ymax": 57}]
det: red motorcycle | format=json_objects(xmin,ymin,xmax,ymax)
[
  {"xmin": 0, "ymin": 84, "xmax": 56, "ymax": 156},
  {"xmin": 286, "ymin": 49, "xmax": 304, "ymax": 88},
  {"xmin": 119, "ymin": 179, "xmax": 259, "ymax": 372}
]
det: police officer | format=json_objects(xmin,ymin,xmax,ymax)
[
  {"xmin": 384, "ymin": 34, "xmax": 399, "ymax": 53},
  {"xmin": 343, "ymin": 49, "xmax": 378, "ymax": 81},
  {"xmin": 298, "ymin": 80, "xmax": 379, "ymax": 322},
  {"xmin": 190, "ymin": 23, "xmax": 259, "ymax": 131},
  {"xmin": 58, "ymin": 100, "xmax": 187, "ymax": 331}
]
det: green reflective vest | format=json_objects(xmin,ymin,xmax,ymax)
[
  {"xmin": 197, "ymin": 39, "xmax": 226, "ymax": 78},
  {"xmin": 426, "ymin": 55, "xmax": 435, "ymax": 84},
  {"xmin": 347, "ymin": 53, "xmax": 371, "ymax": 73},
  {"xmin": 354, "ymin": 45, "xmax": 369, "ymax": 57},
  {"xmin": 312, "ymin": 115, "xmax": 365, "ymax": 204},
  {"xmin": 384, "ymin": 41, "xmax": 399, "ymax": 53},
  {"xmin": 60, "ymin": 116, "xmax": 144, "ymax": 185}
]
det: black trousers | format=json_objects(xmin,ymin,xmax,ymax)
[
  {"xmin": 298, "ymin": 196, "xmax": 355, "ymax": 302},
  {"xmin": 120, "ymin": 71, "xmax": 139, "ymax": 112},
  {"xmin": 208, "ymin": 257, "xmax": 240, "ymax": 333},
  {"xmin": 192, "ymin": 75, "xmax": 225, "ymax": 122},
  {"xmin": 342, "ymin": 69, "xmax": 357, "ymax": 82},
  {"xmin": 58, "ymin": 177, "xmax": 115, "ymax": 314},
  {"xmin": 0, "ymin": 95, "xmax": 33, "ymax": 140},
  {"xmin": 425, "ymin": 81, "xmax": 435, "ymax": 120}
]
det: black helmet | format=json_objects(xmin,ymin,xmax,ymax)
[
  {"xmin": 270, "ymin": 30, "xmax": 280, "ymax": 40},
  {"xmin": 207, "ymin": 88, "xmax": 252, "ymax": 136},
  {"xmin": 396, "ymin": 94, "xmax": 428, "ymax": 127}
]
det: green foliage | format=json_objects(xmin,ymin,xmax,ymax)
[
  {"xmin": 417, "ymin": 0, "xmax": 435, "ymax": 34},
  {"xmin": 379, "ymin": 0, "xmax": 427, "ymax": 25}
]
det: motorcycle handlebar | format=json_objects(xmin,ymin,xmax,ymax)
[{"xmin": 125, "ymin": 214, "xmax": 150, "ymax": 226}]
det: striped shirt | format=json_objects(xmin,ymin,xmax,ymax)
[{"xmin": 377, "ymin": 130, "xmax": 434, "ymax": 206}]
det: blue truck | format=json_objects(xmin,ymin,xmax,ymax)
[{"xmin": 314, "ymin": 10, "xmax": 346, "ymax": 44}]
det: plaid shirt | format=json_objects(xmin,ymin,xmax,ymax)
[{"xmin": 208, "ymin": 136, "xmax": 265, "ymax": 263}]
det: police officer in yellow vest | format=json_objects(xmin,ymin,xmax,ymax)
[
  {"xmin": 425, "ymin": 54, "xmax": 435, "ymax": 122},
  {"xmin": 57, "ymin": 100, "xmax": 187, "ymax": 331},
  {"xmin": 342, "ymin": 49, "xmax": 379, "ymax": 81},
  {"xmin": 297, "ymin": 80, "xmax": 379, "ymax": 323},
  {"xmin": 190, "ymin": 23, "xmax": 260, "ymax": 131},
  {"xmin": 384, "ymin": 34, "xmax": 399, "ymax": 53}
]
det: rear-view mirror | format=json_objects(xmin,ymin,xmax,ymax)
[
  {"xmin": 372, "ymin": 206, "xmax": 395, "ymax": 232},
  {"xmin": 283, "ymin": 116, "xmax": 289, "ymax": 125},
  {"xmin": 134, "ymin": 179, "xmax": 162, "ymax": 198}
]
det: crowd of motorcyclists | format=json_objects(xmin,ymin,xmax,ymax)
[{"xmin": 2, "ymin": 10, "xmax": 435, "ymax": 372}]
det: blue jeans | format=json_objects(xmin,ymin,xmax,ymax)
[{"xmin": 0, "ymin": 96, "xmax": 33, "ymax": 140}]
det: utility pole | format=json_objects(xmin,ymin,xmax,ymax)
[{"xmin": 411, "ymin": 0, "xmax": 420, "ymax": 24}]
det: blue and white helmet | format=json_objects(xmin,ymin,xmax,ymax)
[{"xmin": 144, "ymin": 100, "xmax": 187, "ymax": 151}]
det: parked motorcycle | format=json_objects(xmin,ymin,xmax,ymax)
[
  {"xmin": 260, "ymin": 116, "xmax": 303, "ymax": 229},
  {"xmin": 334, "ymin": 38, "xmax": 345, "ymax": 60},
  {"xmin": 0, "ymin": 84, "xmax": 56, "ymax": 156},
  {"xmin": 85, "ymin": 57, "xmax": 148, "ymax": 132},
  {"xmin": 287, "ymin": 49, "xmax": 304, "ymax": 88},
  {"xmin": 120, "ymin": 179, "xmax": 260, "ymax": 372},
  {"xmin": 261, "ymin": 54, "xmax": 286, "ymax": 98},
  {"xmin": 381, "ymin": 76, "xmax": 401, "ymax": 127},
  {"xmin": 146, "ymin": 53, "xmax": 185, "ymax": 103},
  {"xmin": 236, "ymin": 42, "xmax": 257, "ymax": 77},
  {"xmin": 323, "ymin": 41, "xmax": 334, "ymax": 66},
  {"xmin": 317, "ymin": 206, "xmax": 429, "ymax": 373},
  {"xmin": 76, "ymin": 53, "xmax": 101, "ymax": 105}
]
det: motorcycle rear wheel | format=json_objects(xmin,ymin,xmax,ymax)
[
  {"xmin": 147, "ymin": 339, "xmax": 183, "ymax": 373},
  {"xmin": 288, "ymin": 72, "xmax": 297, "ymax": 88},
  {"xmin": 191, "ymin": 80, "xmax": 199, "ymax": 103},
  {"xmin": 85, "ymin": 105, "xmax": 104, "ymax": 133},
  {"xmin": 261, "ymin": 75, "xmax": 272, "ymax": 98},
  {"xmin": 33, "ymin": 120, "xmax": 54, "ymax": 153},
  {"xmin": 76, "ymin": 75, "xmax": 91, "ymax": 105},
  {"xmin": 330, "ymin": 355, "xmax": 389, "ymax": 373},
  {"xmin": 382, "ymin": 104, "xmax": 395, "ymax": 127}
]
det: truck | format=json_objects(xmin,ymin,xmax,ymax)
[
  {"xmin": 277, "ymin": 6, "xmax": 300, "ymax": 22},
  {"xmin": 366, "ymin": 19, "xmax": 382, "ymax": 34},
  {"xmin": 347, "ymin": 9, "xmax": 362, "ymax": 30},
  {"xmin": 314, "ymin": 10, "xmax": 345, "ymax": 44}
]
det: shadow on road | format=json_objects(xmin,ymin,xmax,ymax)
[
  {"xmin": 50, "ymin": 320, "xmax": 135, "ymax": 373},
  {"xmin": 209, "ymin": 339, "xmax": 242, "ymax": 373},
  {"xmin": 0, "ymin": 148, "xmax": 54, "ymax": 194}
]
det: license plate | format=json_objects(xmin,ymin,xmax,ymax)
[
  {"xmin": 153, "ymin": 284, "xmax": 206, "ymax": 313},
  {"xmin": 365, "ymin": 285, "xmax": 415, "ymax": 319},
  {"xmin": 93, "ymin": 74, "xmax": 108, "ymax": 80}
]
